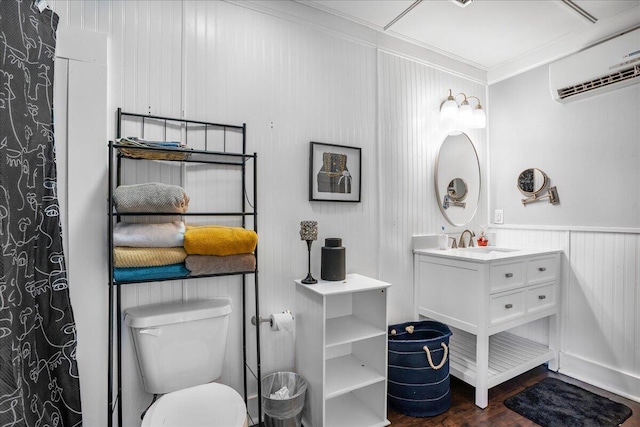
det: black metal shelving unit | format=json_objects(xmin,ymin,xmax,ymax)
[{"xmin": 107, "ymin": 109, "xmax": 261, "ymax": 427}]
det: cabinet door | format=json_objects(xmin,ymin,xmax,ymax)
[{"xmin": 417, "ymin": 258, "xmax": 481, "ymax": 327}]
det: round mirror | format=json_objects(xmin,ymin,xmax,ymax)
[
  {"xmin": 447, "ymin": 178, "xmax": 468, "ymax": 201},
  {"xmin": 435, "ymin": 133, "xmax": 480, "ymax": 226},
  {"xmin": 517, "ymin": 168, "xmax": 548, "ymax": 195}
]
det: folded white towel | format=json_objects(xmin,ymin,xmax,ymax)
[{"xmin": 113, "ymin": 221, "xmax": 185, "ymax": 248}]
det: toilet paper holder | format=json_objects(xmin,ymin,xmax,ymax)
[{"xmin": 251, "ymin": 310, "xmax": 294, "ymax": 327}]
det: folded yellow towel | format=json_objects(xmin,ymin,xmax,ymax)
[
  {"xmin": 113, "ymin": 247, "xmax": 187, "ymax": 268},
  {"xmin": 183, "ymin": 225, "xmax": 258, "ymax": 256}
]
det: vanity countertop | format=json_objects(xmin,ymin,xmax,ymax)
[{"xmin": 414, "ymin": 246, "xmax": 561, "ymax": 263}]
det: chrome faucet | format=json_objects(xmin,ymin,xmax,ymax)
[{"xmin": 458, "ymin": 229, "xmax": 476, "ymax": 248}]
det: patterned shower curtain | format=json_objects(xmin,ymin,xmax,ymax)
[{"xmin": 0, "ymin": 1, "xmax": 83, "ymax": 426}]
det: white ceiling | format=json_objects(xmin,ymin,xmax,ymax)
[{"xmin": 301, "ymin": 0, "xmax": 640, "ymax": 79}]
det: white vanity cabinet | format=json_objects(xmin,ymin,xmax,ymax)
[
  {"xmin": 414, "ymin": 248, "xmax": 561, "ymax": 408},
  {"xmin": 295, "ymin": 274, "xmax": 391, "ymax": 427}
]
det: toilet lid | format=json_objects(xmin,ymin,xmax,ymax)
[{"xmin": 142, "ymin": 383, "xmax": 247, "ymax": 427}]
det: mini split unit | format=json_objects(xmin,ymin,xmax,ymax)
[{"xmin": 549, "ymin": 27, "xmax": 640, "ymax": 103}]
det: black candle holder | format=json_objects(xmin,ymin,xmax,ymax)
[
  {"xmin": 300, "ymin": 220, "xmax": 318, "ymax": 284},
  {"xmin": 301, "ymin": 240, "xmax": 317, "ymax": 284}
]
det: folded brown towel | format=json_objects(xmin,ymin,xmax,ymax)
[{"xmin": 185, "ymin": 254, "xmax": 256, "ymax": 276}]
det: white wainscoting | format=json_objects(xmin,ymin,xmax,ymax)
[{"xmin": 492, "ymin": 227, "xmax": 640, "ymax": 403}]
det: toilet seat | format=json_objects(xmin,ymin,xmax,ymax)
[{"xmin": 142, "ymin": 382, "xmax": 248, "ymax": 427}]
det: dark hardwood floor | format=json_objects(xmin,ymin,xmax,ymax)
[{"xmin": 388, "ymin": 365, "xmax": 640, "ymax": 426}]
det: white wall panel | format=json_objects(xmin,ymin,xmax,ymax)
[
  {"xmin": 566, "ymin": 232, "xmax": 639, "ymax": 374},
  {"xmin": 378, "ymin": 51, "xmax": 487, "ymax": 324},
  {"xmin": 179, "ymin": 2, "xmax": 381, "ymax": 421}
]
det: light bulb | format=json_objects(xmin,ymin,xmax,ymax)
[
  {"xmin": 458, "ymin": 100, "xmax": 472, "ymax": 125},
  {"xmin": 470, "ymin": 106, "xmax": 486, "ymax": 129},
  {"xmin": 440, "ymin": 92, "xmax": 459, "ymax": 121}
]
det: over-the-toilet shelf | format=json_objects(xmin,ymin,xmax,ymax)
[{"xmin": 107, "ymin": 109, "xmax": 261, "ymax": 427}]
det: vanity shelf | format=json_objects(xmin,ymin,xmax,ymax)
[{"xmin": 448, "ymin": 327, "xmax": 555, "ymax": 389}]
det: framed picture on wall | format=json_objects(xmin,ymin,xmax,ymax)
[{"xmin": 309, "ymin": 141, "xmax": 361, "ymax": 202}]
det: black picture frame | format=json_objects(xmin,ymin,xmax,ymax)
[{"xmin": 309, "ymin": 141, "xmax": 361, "ymax": 202}]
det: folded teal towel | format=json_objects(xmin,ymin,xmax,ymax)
[{"xmin": 114, "ymin": 264, "xmax": 189, "ymax": 282}]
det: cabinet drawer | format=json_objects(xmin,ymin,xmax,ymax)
[
  {"xmin": 525, "ymin": 283, "xmax": 556, "ymax": 313},
  {"xmin": 490, "ymin": 261, "xmax": 524, "ymax": 292},
  {"xmin": 527, "ymin": 256, "xmax": 557, "ymax": 284},
  {"xmin": 490, "ymin": 290, "xmax": 525, "ymax": 325}
]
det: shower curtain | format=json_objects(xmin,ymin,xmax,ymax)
[{"xmin": 0, "ymin": 1, "xmax": 83, "ymax": 426}]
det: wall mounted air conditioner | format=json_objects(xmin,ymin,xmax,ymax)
[{"xmin": 549, "ymin": 28, "xmax": 640, "ymax": 103}]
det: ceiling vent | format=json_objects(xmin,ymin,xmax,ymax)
[
  {"xmin": 448, "ymin": 0, "xmax": 474, "ymax": 8},
  {"xmin": 550, "ymin": 28, "xmax": 640, "ymax": 103}
]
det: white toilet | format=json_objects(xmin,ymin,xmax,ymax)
[{"xmin": 124, "ymin": 297, "xmax": 248, "ymax": 427}]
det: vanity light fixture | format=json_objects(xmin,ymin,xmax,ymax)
[{"xmin": 439, "ymin": 89, "xmax": 486, "ymax": 130}]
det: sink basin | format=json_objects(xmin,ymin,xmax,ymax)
[{"xmin": 457, "ymin": 247, "xmax": 519, "ymax": 253}]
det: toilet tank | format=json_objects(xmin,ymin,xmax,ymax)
[{"xmin": 124, "ymin": 298, "xmax": 232, "ymax": 395}]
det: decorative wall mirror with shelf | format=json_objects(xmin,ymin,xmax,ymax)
[
  {"xmin": 443, "ymin": 177, "xmax": 468, "ymax": 208},
  {"xmin": 517, "ymin": 168, "xmax": 559, "ymax": 205},
  {"xmin": 435, "ymin": 132, "xmax": 480, "ymax": 226}
]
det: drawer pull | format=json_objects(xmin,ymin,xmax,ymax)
[
  {"xmin": 538, "ymin": 295, "xmax": 546, "ymax": 300},
  {"xmin": 538, "ymin": 267, "xmax": 547, "ymax": 272},
  {"xmin": 505, "ymin": 273, "xmax": 513, "ymax": 278},
  {"xmin": 505, "ymin": 303, "xmax": 513, "ymax": 309}
]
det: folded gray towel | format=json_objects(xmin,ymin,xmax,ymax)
[
  {"xmin": 113, "ymin": 183, "xmax": 190, "ymax": 213},
  {"xmin": 185, "ymin": 254, "xmax": 256, "ymax": 276}
]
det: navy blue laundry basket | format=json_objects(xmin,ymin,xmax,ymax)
[{"xmin": 387, "ymin": 320, "xmax": 452, "ymax": 417}]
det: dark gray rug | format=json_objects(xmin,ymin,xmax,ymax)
[{"xmin": 504, "ymin": 378, "xmax": 632, "ymax": 427}]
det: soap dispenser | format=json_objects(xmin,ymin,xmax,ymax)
[
  {"xmin": 438, "ymin": 226, "xmax": 449, "ymax": 250},
  {"xmin": 477, "ymin": 226, "xmax": 489, "ymax": 246}
]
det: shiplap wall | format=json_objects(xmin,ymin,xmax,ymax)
[
  {"xmin": 377, "ymin": 51, "xmax": 487, "ymax": 323},
  {"xmin": 48, "ymin": 2, "xmax": 640, "ymax": 427},
  {"xmin": 49, "ymin": 1, "xmax": 404, "ymax": 425}
]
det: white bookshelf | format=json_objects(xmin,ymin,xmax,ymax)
[{"xmin": 295, "ymin": 274, "xmax": 391, "ymax": 427}]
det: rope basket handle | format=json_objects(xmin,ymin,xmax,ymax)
[
  {"xmin": 423, "ymin": 342, "xmax": 448, "ymax": 370},
  {"xmin": 389, "ymin": 325, "xmax": 415, "ymax": 336}
]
